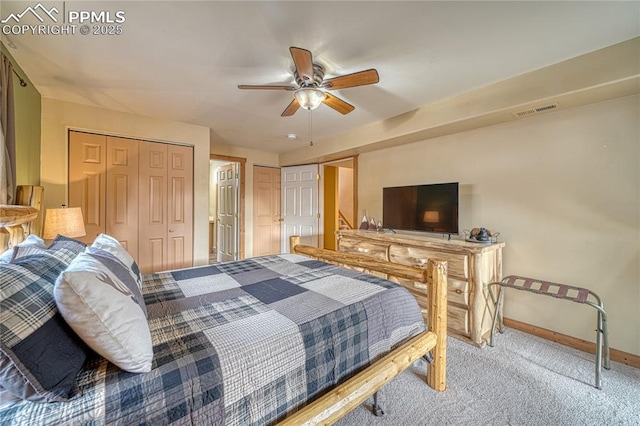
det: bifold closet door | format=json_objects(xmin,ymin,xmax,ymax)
[
  {"xmin": 139, "ymin": 141, "xmax": 193, "ymax": 273},
  {"xmin": 69, "ymin": 132, "xmax": 139, "ymax": 252},
  {"xmin": 139, "ymin": 142, "xmax": 167, "ymax": 273},
  {"xmin": 166, "ymin": 144, "xmax": 193, "ymax": 271},
  {"xmin": 68, "ymin": 132, "xmax": 106, "ymax": 244},
  {"xmin": 70, "ymin": 131, "xmax": 193, "ymax": 274},
  {"xmin": 105, "ymin": 137, "xmax": 139, "ymax": 257}
]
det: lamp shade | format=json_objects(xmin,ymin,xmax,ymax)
[
  {"xmin": 294, "ymin": 87, "xmax": 326, "ymax": 110},
  {"xmin": 43, "ymin": 207, "xmax": 86, "ymax": 239},
  {"xmin": 422, "ymin": 210, "xmax": 440, "ymax": 223}
]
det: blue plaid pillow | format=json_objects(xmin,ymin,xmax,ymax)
[
  {"xmin": 0, "ymin": 253, "xmax": 88, "ymax": 402},
  {"xmin": 44, "ymin": 234, "xmax": 86, "ymax": 263},
  {"xmin": 10, "ymin": 234, "xmax": 86, "ymax": 264}
]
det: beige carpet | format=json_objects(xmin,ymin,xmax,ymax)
[{"xmin": 336, "ymin": 329, "xmax": 640, "ymax": 425}]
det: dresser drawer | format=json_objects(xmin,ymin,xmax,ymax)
[
  {"xmin": 448, "ymin": 305, "xmax": 470, "ymax": 337},
  {"xmin": 400, "ymin": 277, "xmax": 468, "ymax": 307},
  {"xmin": 397, "ymin": 278, "xmax": 469, "ymax": 335},
  {"xmin": 338, "ymin": 237, "xmax": 389, "ymax": 261},
  {"xmin": 388, "ymin": 245, "xmax": 468, "ymax": 279},
  {"xmin": 448, "ymin": 278, "xmax": 469, "ymax": 307}
]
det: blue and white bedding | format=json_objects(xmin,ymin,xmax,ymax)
[{"xmin": 0, "ymin": 253, "xmax": 425, "ymax": 425}]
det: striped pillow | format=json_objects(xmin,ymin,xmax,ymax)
[
  {"xmin": 91, "ymin": 233, "xmax": 142, "ymax": 290},
  {"xmin": 54, "ymin": 248, "xmax": 152, "ymax": 373}
]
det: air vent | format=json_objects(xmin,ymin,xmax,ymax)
[{"xmin": 512, "ymin": 103, "xmax": 558, "ymax": 118}]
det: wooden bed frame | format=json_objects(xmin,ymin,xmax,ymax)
[{"xmin": 279, "ymin": 236, "xmax": 448, "ymax": 425}]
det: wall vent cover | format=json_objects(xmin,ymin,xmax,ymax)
[{"xmin": 512, "ymin": 103, "xmax": 558, "ymax": 117}]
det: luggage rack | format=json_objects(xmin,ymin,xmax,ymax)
[{"xmin": 489, "ymin": 275, "xmax": 610, "ymax": 389}]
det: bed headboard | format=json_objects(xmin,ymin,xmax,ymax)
[{"xmin": 0, "ymin": 185, "xmax": 44, "ymax": 250}]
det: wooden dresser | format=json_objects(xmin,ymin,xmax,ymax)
[{"xmin": 336, "ymin": 229, "xmax": 504, "ymax": 347}]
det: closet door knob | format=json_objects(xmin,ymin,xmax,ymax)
[{"xmin": 169, "ymin": 229, "xmax": 174, "ymax": 233}]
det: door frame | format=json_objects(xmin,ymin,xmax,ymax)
[
  {"xmin": 210, "ymin": 154, "xmax": 246, "ymax": 260},
  {"xmin": 319, "ymin": 155, "xmax": 358, "ymax": 248}
]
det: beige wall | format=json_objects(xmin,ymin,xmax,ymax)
[
  {"xmin": 2, "ymin": 44, "xmax": 41, "ymax": 186},
  {"xmin": 281, "ymin": 38, "xmax": 639, "ymax": 167},
  {"xmin": 338, "ymin": 167, "xmax": 354, "ymax": 227},
  {"xmin": 40, "ymin": 98, "xmax": 211, "ymax": 266},
  {"xmin": 210, "ymin": 139, "xmax": 279, "ymax": 258},
  {"xmin": 358, "ymin": 95, "xmax": 639, "ymax": 355}
]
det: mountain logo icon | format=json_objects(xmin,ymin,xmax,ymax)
[{"xmin": 1, "ymin": 3, "xmax": 59, "ymax": 24}]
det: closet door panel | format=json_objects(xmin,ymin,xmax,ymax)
[
  {"xmin": 68, "ymin": 131, "xmax": 106, "ymax": 244},
  {"xmin": 147, "ymin": 237, "xmax": 166, "ymax": 273},
  {"xmin": 70, "ymin": 132, "xmax": 193, "ymax": 274},
  {"xmin": 166, "ymin": 144, "xmax": 193, "ymax": 270},
  {"xmin": 139, "ymin": 141, "xmax": 168, "ymax": 274},
  {"xmin": 106, "ymin": 137, "xmax": 139, "ymax": 259}
]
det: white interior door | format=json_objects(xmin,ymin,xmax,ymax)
[
  {"xmin": 217, "ymin": 163, "xmax": 238, "ymax": 262},
  {"xmin": 281, "ymin": 164, "xmax": 319, "ymax": 253}
]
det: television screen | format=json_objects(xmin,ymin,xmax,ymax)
[{"xmin": 383, "ymin": 182, "xmax": 459, "ymax": 234}]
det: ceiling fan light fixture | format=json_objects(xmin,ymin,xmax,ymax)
[{"xmin": 294, "ymin": 87, "xmax": 326, "ymax": 110}]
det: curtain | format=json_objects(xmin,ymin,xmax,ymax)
[{"xmin": 0, "ymin": 51, "xmax": 16, "ymax": 204}]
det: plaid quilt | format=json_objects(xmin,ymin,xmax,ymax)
[{"xmin": 0, "ymin": 254, "xmax": 425, "ymax": 425}]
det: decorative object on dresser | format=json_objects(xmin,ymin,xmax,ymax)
[
  {"xmin": 359, "ymin": 212, "xmax": 369, "ymax": 229},
  {"xmin": 464, "ymin": 227, "xmax": 500, "ymax": 243},
  {"xmin": 337, "ymin": 229, "xmax": 504, "ymax": 347}
]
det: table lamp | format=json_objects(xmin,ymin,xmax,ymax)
[{"xmin": 42, "ymin": 206, "xmax": 86, "ymax": 240}]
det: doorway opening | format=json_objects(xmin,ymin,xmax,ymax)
[
  {"xmin": 321, "ymin": 156, "xmax": 358, "ymax": 251},
  {"xmin": 209, "ymin": 155, "xmax": 246, "ymax": 263}
]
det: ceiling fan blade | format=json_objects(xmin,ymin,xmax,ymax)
[
  {"xmin": 290, "ymin": 47, "xmax": 314, "ymax": 84},
  {"xmin": 238, "ymin": 85, "xmax": 296, "ymax": 90},
  {"xmin": 323, "ymin": 69, "xmax": 379, "ymax": 90},
  {"xmin": 281, "ymin": 98, "xmax": 300, "ymax": 117},
  {"xmin": 323, "ymin": 93, "xmax": 355, "ymax": 115}
]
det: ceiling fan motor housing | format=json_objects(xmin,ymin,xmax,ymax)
[{"xmin": 295, "ymin": 64, "xmax": 325, "ymax": 87}]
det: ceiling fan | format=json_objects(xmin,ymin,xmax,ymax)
[{"xmin": 238, "ymin": 47, "xmax": 379, "ymax": 117}]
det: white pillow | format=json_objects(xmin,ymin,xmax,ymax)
[
  {"xmin": 91, "ymin": 234, "xmax": 142, "ymax": 289},
  {"xmin": 54, "ymin": 247, "xmax": 152, "ymax": 373},
  {"xmin": 0, "ymin": 234, "xmax": 45, "ymax": 263}
]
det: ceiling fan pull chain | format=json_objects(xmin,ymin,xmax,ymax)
[{"xmin": 309, "ymin": 109, "xmax": 314, "ymax": 146}]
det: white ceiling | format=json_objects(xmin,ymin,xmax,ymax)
[{"xmin": 2, "ymin": 1, "xmax": 639, "ymax": 153}]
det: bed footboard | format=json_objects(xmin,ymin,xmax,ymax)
[{"xmin": 283, "ymin": 236, "xmax": 447, "ymax": 424}]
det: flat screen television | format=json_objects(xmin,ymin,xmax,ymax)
[{"xmin": 383, "ymin": 182, "xmax": 459, "ymax": 234}]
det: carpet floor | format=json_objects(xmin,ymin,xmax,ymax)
[{"xmin": 336, "ymin": 328, "xmax": 640, "ymax": 425}]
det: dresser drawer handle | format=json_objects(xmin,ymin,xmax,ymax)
[
  {"xmin": 412, "ymin": 259, "xmax": 427, "ymax": 268},
  {"xmin": 357, "ymin": 247, "xmax": 368, "ymax": 253},
  {"xmin": 455, "ymin": 289, "xmax": 463, "ymax": 294}
]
